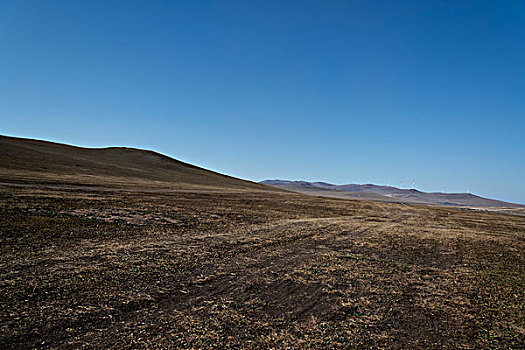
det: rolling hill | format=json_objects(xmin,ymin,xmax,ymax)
[
  {"xmin": 1, "ymin": 135, "xmax": 520, "ymax": 207},
  {"xmin": 260, "ymin": 180, "xmax": 523, "ymax": 207},
  {"xmin": 0, "ymin": 135, "xmax": 271, "ymax": 191}
]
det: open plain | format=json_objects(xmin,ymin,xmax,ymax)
[
  {"xmin": 1, "ymin": 136, "xmax": 524, "ymax": 349},
  {"xmin": 2, "ymin": 184, "xmax": 525, "ymax": 349}
]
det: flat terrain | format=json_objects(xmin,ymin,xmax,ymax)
[{"xmin": 1, "ymin": 183, "xmax": 524, "ymax": 349}]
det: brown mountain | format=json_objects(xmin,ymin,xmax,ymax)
[
  {"xmin": 0, "ymin": 135, "xmax": 271, "ymax": 191},
  {"xmin": 260, "ymin": 180, "xmax": 523, "ymax": 208}
]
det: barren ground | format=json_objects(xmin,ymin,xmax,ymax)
[{"xmin": 1, "ymin": 184, "xmax": 524, "ymax": 349}]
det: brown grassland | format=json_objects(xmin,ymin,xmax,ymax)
[{"xmin": 1, "ymin": 183, "xmax": 524, "ymax": 349}]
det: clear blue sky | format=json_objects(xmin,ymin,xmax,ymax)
[{"xmin": 1, "ymin": 0, "xmax": 524, "ymax": 203}]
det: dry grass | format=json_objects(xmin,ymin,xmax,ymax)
[{"xmin": 1, "ymin": 184, "xmax": 524, "ymax": 349}]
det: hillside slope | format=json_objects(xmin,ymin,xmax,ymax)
[{"xmin": 0, "ymin": 135, "xmax": 270, "ymax": 190}]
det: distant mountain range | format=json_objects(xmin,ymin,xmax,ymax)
[{"xmin": 260, "ymin": 180, "xmax": 523, "ymax": 208}]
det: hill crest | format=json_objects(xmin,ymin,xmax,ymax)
[{"xmin": 0, "ymin": 135, "xmax": 271, "ymax": 191}]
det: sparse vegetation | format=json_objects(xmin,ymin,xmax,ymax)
[
  {"xmin": 1, "ymin": 184, "xmax": 523, "ymax": 349},
  {"xmin": 0, "ymin": 136, "xmax": 523, "ymax": 348}
]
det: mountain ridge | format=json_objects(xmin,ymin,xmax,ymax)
[{"xmin": 260, "ymin": 179, "xmax": 523, "ymax": 207}]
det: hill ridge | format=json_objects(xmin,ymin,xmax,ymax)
[{"xmin": 0, "ymin": 135, "xmax": 272, "ymax": 191}]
